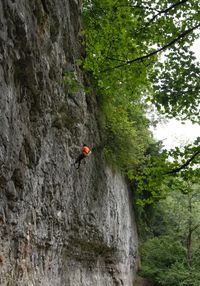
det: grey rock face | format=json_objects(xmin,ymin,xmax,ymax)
[{"xmin": 0, "ymin": 0, "xmax": 138, "ymax": 285}]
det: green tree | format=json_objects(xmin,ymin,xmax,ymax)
[
  {"xmin": 132, "ymin": 136, "xmax": 200, "ymax": 205},
  {"xmin": 83, "ymin": 0, "xmax": 156, "ymax": 175},
  {"xmin": 139, "ymin": 185, "xmax": 200, "ymax": 286},
  {"xmin": 83, "ymin": 3, "xmax": 200, "ymax": 283},
  {"xmin": 83, "ymin": 0, "xmax": 200, "ymax": 176},
  {"xmin": 83, "ymin": 0, "xmax": 200, "ymax": 121}
]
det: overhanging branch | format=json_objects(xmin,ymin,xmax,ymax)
[
  {"xmin": 166, "ymin": 148, "xmax": 200, "ymax": 174},
  {"xmin": 147, "ymin": 0, "xmax": 189, "ymax": 26},
  {"xmin": 102, "ymin": 23, "xmax": 200, "ymax": 72}
]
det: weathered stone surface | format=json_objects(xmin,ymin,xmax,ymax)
[{"xmin": 0, "ymin": 0, "xmax": 138, "ymax": 285}]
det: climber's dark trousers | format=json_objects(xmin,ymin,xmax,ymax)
[{"xmin": 74, "ymin": 153, "xmax": 86, "ymax": 169}]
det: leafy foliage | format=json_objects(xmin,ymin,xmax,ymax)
[
  {"xmin": 152, "ymin": 48, "xmax": 200, "ymax": 122},
  {"xmin": 83, "ymin": 0, "xmax": 200, "ymax": 119},
  {"xmin": 139, "ymin": 187, "xmax": 200, "ymax": 286},
  {"xmin": 125, "ymin": 133, "xmax": 199, "ymax": 206},
  {"xmin": 83, "ymin": 2, "xmax": 200, "ymax": 284},
  {"xmin": 82, "ymin": 0, "xmax": 200, "ymax": 176},
  {"xmin": 99, "ymin": 94, "xmax": 152, "ymax": 175},
  {"xmin": 83, "ymin": 0, "xmax": 155, "ymax": 175}
]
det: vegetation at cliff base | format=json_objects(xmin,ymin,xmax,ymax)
[
  {"xmin": 82, "ymin": 0, "xmax": 200, "ymax": 285},
  {"xmin": 138, "ymin": 184, "xmax": 200, "ymax": 286}
]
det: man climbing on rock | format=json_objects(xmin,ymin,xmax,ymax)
[{"xmin": 74, "ymin": 144, "xmax": 91, "ymax": 169}]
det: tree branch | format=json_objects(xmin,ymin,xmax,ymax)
[
  {"xmin": 105, "ymin": 56, "xmax": 127, "ymax": 62},
  {"xmin": 166, "ymin": 148, "xmax": 200, "ymax": 174},
  {"xmin": 102, "ymin": 23, "xmax": 200, "ymax": 72},
  {"xmin": 132, "ymin": 0, "xmax": 189, "ymax": 37},
  {"xmin": 147, "ymin": 0, "xmax": 189, "ymax": 26}
]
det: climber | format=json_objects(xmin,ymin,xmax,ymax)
[{"xmin": 74, "ymin": 144, "xmax": 91, "ymax": 169}]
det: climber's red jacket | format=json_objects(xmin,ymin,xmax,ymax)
[{"xmin": 82, "ymin": 146, "xmax": 91, "ymax": 155}]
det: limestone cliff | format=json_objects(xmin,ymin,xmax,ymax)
[{"xmin": 0, "ymin": 0, "xmax": 138, "ymax": 285}]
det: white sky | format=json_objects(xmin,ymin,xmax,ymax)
[
  {"xmin": 192, "ymin": 37, "xmax": 200, "ymax": 59},
  {"xmin": 152, "ymin": 119, "xmax": 200, "ymax": 150},
  {"xmin": 152, "ymin": 38, "xmax": 200, "ymax": 150}
]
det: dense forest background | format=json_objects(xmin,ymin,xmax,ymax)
[{"xmin": 80, "ymin": 0, "xmax": 200, "ymax": 285}]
